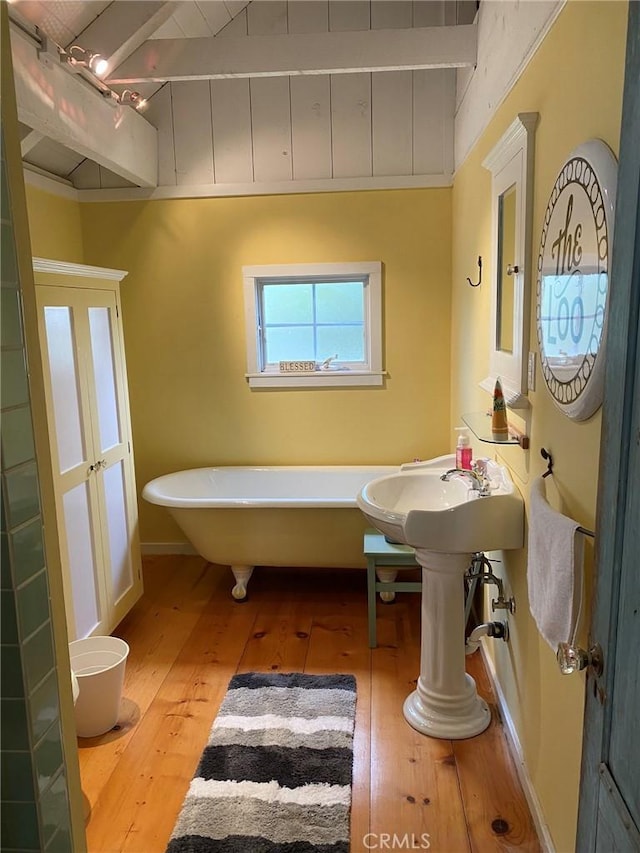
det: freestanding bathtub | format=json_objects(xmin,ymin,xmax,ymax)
[{"xmin": 142, "ymin": 465, "xmax": 399, "ymax": 599}]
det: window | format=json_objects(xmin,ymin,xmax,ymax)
[{"xmin": 243, "ymin": 262, "xmax": 383, "ymax": 388}]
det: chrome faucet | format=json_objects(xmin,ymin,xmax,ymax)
[{"xmin": 440, "ymin": 466, "xmax": 492, "ymax": 497}]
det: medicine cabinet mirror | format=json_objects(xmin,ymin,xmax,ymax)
[{"xmin": 481, "ymin": 112, "xmax": 538, "ymax": 408}]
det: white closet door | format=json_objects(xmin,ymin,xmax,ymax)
[
  {"xmin": 85, "ymin": 294, "xmax": 141, "ymax": 626},
  {"xmin": 41, "ymin": 305, "xmax": 87, "ymax": 473},
  {"xmin": 61, "ymin": 480, "xmax": 102, "ymax": 638},
  {"xmin": 36, "ymin": 284, "xmax": 142, "ymax": 640},
  {"xmin": 88, "ymin": 305, "xmax": 121, "ymax": 452},
  {"xmin": 38, "ymin": 289, "xmax": 109, "ymax": 639}
]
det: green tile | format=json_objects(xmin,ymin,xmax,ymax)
[
  {"xmin": 1, "ymin": 146, "xmax": 11, "ymax": 223},
  {"xmin": 1, "ymin": 532, "xmax": 11, "ymax": 588},
  {"xmin": 0, "ymin": 799, "xmax": 40, "ymax": 850},
  {"xmin": 1, "ymin": 287, "xmax": 23, "ymax": 348},
  {"xmin": 17, "ymin": 570, "xmax": 50, "ymax": 641},
  {"xmin": 0, "ymin": 349, "xmax": 30, "ymax": 409},
  {"xmin": 34, "ymin": 719, "xmax": 63, "ymax": 795},
  {"xmin": 1, "ymin": 222, "xmax": 18, "ymax": 285},
  {"xmin": 28, "ymin": 668, "xmax": 59, "ymax": 743},
  {"xmin": 10, "ymin": 520, "xmax": 45, "ymax": 586},
  {"xmin": 22, "ymin": 621, "xmax": 54, "ymax": 696},
  {"xmin": 1, "ymin": 406, "xmax": 35, "ymax": 469},
  {"xmin": 1, "ymin": 750, "xmax": 36, "ymax": 802},
  {"xmin": 3, "ymin": 463, "xmax": 41, "ymax": 529},
  {"xmin": 39, "ymin": 770, "xmax": 70, "ymax": 846},
  {"xmin": 1, "ymin": 589, "xmax": 19, "ymax": 643},
  {"xmin": 1, "ymin": 698, "xmax": 30, "ymax": 750},
  {"xmin": 1, "ymin": 644, "xmax": 25, "ymax": 698},
  {"xmin": 1, "ymin": 165, "xmax": 10, "ymax": 224}
]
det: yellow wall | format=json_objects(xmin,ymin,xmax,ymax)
[
  {"xmin": 78, "ymin": 188, "xmax": 452, "ymax": 541},
  {"xmin": 25, "ymin": 184, "xmax": 84, "ymax": 262},
  {"xmin": 451, "ymin": 2, "xmax": 627, "ymax": 850}
]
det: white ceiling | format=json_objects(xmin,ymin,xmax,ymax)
[
  {"xmin": 8, "ymin": 1, "xmax": 478, "ymax": 189},
  {"xmin": 10, "ymin": 0, "xmax": 113, "ymax": 48}
]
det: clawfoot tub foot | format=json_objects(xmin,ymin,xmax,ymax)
[
  {"xmin": 231, "ymin": 565, "xmax": 254, "ymax": 600},
  {"xmin": 376, "ymin": 568, "xmax": 398, "ymax": 603}
]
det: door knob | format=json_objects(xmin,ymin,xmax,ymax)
[{"xmin": 557, "ymin": 642, "xmax": 603, "ymax": 677}]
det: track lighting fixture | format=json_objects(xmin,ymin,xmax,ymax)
[
  {"xmin": 61, "ymin": 45, "xmax": 108, "ymax": 77},
  {"xmin": 9, "ymin": 10, "xmax": 151, "ymax": 115},
  {"xmin": 119, "ymin": 89, "xmax": 148, "ymax": 110},
  {"xmin": 102, "ymin": 88, "xmax": 148, "ymax": 111}
]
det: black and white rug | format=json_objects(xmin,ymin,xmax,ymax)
[{"xmin": 166, "ymin": 672, "xmax": 357, "ymax": 853}]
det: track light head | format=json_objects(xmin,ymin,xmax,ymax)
[
  {"xmin": 90, "ymin": 54, "xmax": 109, "ymax": 76},
  {"xmin": 119, "ymin": 89, "xmax": 148, "ymax": 111},
  {"xmin": 63, "ymin": 45, "xmax": 108, "ymax": 77}
]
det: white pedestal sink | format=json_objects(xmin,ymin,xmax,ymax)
[{"xmin": 357, "ymin": 454, "xmax": 523, "ymax": 739}]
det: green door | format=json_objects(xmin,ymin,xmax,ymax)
[{"xmin": 577, "ymin": 6, "xmax": 640, "ymax": 850}]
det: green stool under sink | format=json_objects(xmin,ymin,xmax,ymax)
[{"xmin": 364, "ymin": 529, "xmax": 421, "ymax": 648}]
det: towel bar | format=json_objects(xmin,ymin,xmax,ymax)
[{"xmin": 539, "ymin": 450, "xmax": 595, "ymax": 539}]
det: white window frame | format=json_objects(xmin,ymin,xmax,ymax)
[{"xmin": 242, "ymin": 262, "xmax": 384, "ymax": 388}]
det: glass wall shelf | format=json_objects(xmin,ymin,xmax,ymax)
[{"xmin": 462, "ymin": 412, "xmax": 530, "ymax": 450}]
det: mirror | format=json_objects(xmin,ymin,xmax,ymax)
[
  {"xmin": 497, "ymin": 184, "xmax": 516, "ymax": 353},
  {"xmin": 481, "ymin": 113, "xmax": 538, "ymax": 407}
]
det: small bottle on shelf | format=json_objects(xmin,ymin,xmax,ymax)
[
  {"xmin": 455, "ymin": 427, "xmax": 473, "ymax": 470},
  {"xmin": 491, "ymin": 377, "xmax": 509, "ymax": 438}
]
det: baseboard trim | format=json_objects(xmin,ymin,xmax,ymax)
[
  {"xmin": 480, "ymin": 643, "xmax": 556, "ymax": 853},
  {"xmin": 141, "ymin": 542, "xmax": 198, "ymax": 556}
]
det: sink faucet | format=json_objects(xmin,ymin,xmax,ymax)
[{"xmin": 441, "ymin": 466, "xmax": 492, "ymax": 497}]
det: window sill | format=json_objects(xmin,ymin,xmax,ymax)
[{"xmin": 245, "ymin": 371, "xmax": 386, "ymax": 389}]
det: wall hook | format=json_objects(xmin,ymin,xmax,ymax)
[{"xmin": 466, "ymin": 256, "xmax": 482, "ymax": 288}]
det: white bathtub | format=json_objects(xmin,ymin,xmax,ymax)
[{"xmin": 142, "ymin": 465, "xmax": 399, "ymax": 598}]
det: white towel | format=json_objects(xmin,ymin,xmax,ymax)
[{"xmin": 527, "ymin": 476, "xmax": 585, "ymax": 651}]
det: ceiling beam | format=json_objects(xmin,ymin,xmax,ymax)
[
  {"xmin": 108, "ymin": 23, "xmax": 477, "ymax": 83},
  {"xmin": 72, "ymin": 1, "xmax": 178, "ymax": 79},
  {"xmin": 20, "ymin": 129, "xmax": 43, "ymax": 156},
  {"xmin": 11, "ymin": 27, "xmax": 157, "ymax": 188}
]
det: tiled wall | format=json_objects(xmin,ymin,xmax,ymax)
[{"xmin": 1, "ymin": 131, "xmax": 73, "ymax": 850}]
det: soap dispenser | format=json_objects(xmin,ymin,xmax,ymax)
[{"xmin": 455, "ymin": 427, "xmax": 473, "ymax": 470}]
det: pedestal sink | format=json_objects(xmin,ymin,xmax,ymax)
[{"xmin": 357, "ymin": 454, "xmax": 524, "ymax": 739}]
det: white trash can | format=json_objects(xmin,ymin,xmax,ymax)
[{"xmin": 69, "ymin": 636, "xmax": 129, "ymax": 738}]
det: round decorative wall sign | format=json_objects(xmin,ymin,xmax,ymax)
[{"xmin": 536, "ymin": 139, "xmax": 618, "ymax": 420}]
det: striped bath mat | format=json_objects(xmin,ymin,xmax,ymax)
[{"xmin": 166, "ymin": 672, "xmax": 357, "ymax": 853}]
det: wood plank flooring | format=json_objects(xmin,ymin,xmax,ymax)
[{"xmin": 77, "ymin": 555, "xmax": 541, "ymax": 853}]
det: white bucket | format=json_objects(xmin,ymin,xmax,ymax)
[{"xmin": 69, "ymin": 636, "xmax": 129, "ymax": 738}]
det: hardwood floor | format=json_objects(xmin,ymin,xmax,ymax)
[{"xmin": 77, "ymin": 555, "xmax": 541, "ymax": 853}]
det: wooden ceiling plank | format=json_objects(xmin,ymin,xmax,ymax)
[
  {"xmin": 171, "ymin": 3, "xmax": 214, "ymax": 38},
  {"xmin": 53, "ymin": 1, "xmax": 112, "ymax": 40},
  {"xmin": 196, "ymin": 2, "xmax": 233, "ymax": 36},
  {"xmin": 223, "ymin": 1, "xmax": 250, "ymax": 18},
  {"xmin": 149, "ymin": 17, "xmax": 186, "ymax": 40},
  {"xmin": 109, "ymin": 23, "xmax": 477, "ymax": 83},
  {"xmin": 11, "ymin": 27, "xmax": 157, "ymax": 187}
]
